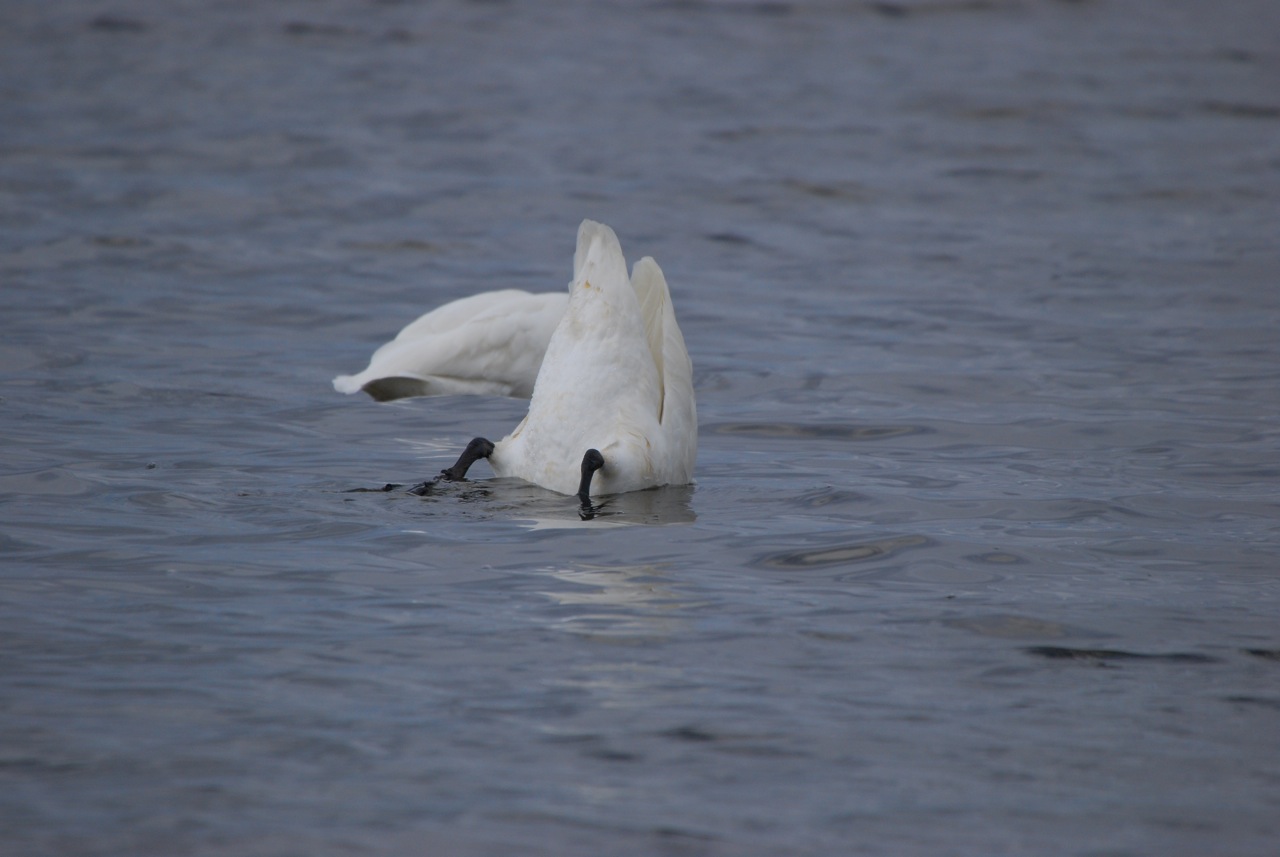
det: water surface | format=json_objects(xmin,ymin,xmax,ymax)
[{"xmin": 3, "ymin": 1, "xmax": 1279, "ymax": 854}]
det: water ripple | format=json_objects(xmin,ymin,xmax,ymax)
[
  {"xmin": 752, "ymin": 534, "xmax": 932, "ymax": 571},
  {"xmin": 708, "ymin": 422, "xmax": 929, "ymax": 441}
]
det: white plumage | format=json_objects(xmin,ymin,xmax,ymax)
[
  {"xmin": 338, "ymin": 220, "xmax": 696, "ymax": 501},
  {"xmin": 487, "ymin": 220, "xmax": 697, "ymax": 497},
  {"xmin": 333, "ymin": 289, "xmax": 567, "ymax": 401}
]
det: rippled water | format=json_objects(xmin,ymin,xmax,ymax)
[{"xmin": 3, "ymin": 1, "xmax": 1279, "ymax": 854}]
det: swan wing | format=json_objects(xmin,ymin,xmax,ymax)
[
  {"xmin": 630, "ymin": 256, "xmax": 697, "ymax": 480},
  {"xmin": 630, "ymin": 257, "xmax": 667, "ymax": 410},
  {"xmin": 333, "ymin": 289, "xmax": 568, "ymax": 401}
]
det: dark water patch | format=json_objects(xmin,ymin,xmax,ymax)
[
  {"xmin": 792, "ymin": 487, "xmax": 867, "ymax": 509},
  {"xmin": 0, "ymin": 468, "xmax": 96, "ymax": 497},
  {"xmin": 866, "ymin": 473, "xmax": 959, "ymax": 490},
  {"xmin": 585, "ymin": 747, "xmax": 642, "ymax": 762},
  {"xmin": 662, "ymin": 725, "xmax": 717, "ymax": 743},
  {"xmin": 800, "ymin": 630, "xmax": 860, "ymax": 643},
  {"xmin": 1243, "ymin": 648, "xmax": 1280, "ymax": 661},
  {"xmin": 1223, "ymin": 696, "xmax": 1280, "ymax": 711},
  {"xmin": 704, "ymin": 232, "xmax": 754, "ymax": 245},
  {"xmin": 965, "ymin": 551, "xmax": 1027, "ymax": 565},
  {"xmin": 869, "ymin": 0, "xmax": 1010, "ymax": 19},
  {"xmin": 753, "ymin": 534, "xmax": 931, "ymax": 571},
  {"xmin": 709, "ymin": 422, "xmax": 927, "ymax": 442},
  {"xmin": 1200, "ymin": 101, "xmax": 1280, "ymax": 120},
  {"xmin": 949, "ymin": 104, "xmax": 1047, "ymax": 121},
  {"xmin": 656, "ymin": 726, "xmax": 801, "ymax": 759},
  {"xmin": 88, "ymin": 15, "xmax": 148, "ymax": 33},
  {"xmin": 91, "ymin": 235, "xmax": 150, "ymax": 248},
  {"xmin": 1211, "ymin": 47, "xmax": 1255, "ymax": 63},
  {"xmin": 946, "ymin": 615, "xmax": 1096, "ymax": 639},
  {"xmin": 1025, "ymin": 647, "xmax": 1220, "ymax": 665},
  {"xmin": 283, "ymin": 21, "xmax": 360, "ymax": 38},
  {"xmin": 742, "ymin": 1, "xmax": 793, "ymax": 15},
  {"xmin": 870, "ymin": 1, "xmax": 912, "ymax": 16},
  {"xmin": 783, "ymin": 179, "xmax": 875, "ymax": 202},
  {"xmin": 944, "ymin": 166, "xmax": 1044, "ymax": 182},
  {"xmin": 957, "ymin": 498, "xmax": 1148, "ymax": 525},
  {"xmin": 344, "ymin": 239, "xmax": 444, "ymax": 254}
]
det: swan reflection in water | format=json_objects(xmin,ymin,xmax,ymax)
[
  {"xmin": 441, "ymin": 479, "xmax": 697, "ymax": 529},
  {"xmin": 536, "ymin": 562, "xmax": 699, "ymax": 643}
]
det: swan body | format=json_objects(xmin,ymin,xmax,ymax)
[
  {"xmin": 482, "ymin": 220, "xmax": 697, "ymax": 498},
  {"xmin": 334, "ymin": 289, "xmax": 568, "ymax": 401}
]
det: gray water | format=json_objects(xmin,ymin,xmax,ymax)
[{"xmin": 3, "ymin": 1, "xmax": 1279, "ymax": 854}]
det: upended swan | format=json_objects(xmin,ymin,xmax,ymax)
[
  {"xmin": 344, "ymin": 220, "xmax": 697, "ymax": 504},
  {"xmin": 333, "ymin": 289, "xmax": 567, "ymax": 401}
]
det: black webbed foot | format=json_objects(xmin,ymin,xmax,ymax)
[
  {"xmin": 403, "ymin": 437, "xmax": 495, "ymax": 497},
  {"xmin": 576, "ymin": 448, "xmax": 605, "ymax": 508},
  {"xmin": 440, "ymin": 437, "xmax": 495, "ymax": 482}
]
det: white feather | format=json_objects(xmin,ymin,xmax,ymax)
[
  {"xmin": 333, "ymin": 289, "xmax": 568, "ymax": 401},
  {"xmin": 489, "ymin": 220, "xmax": 697, "ymax": 496}
]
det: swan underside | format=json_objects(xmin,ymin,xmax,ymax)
[
  {"xmin": 357, "ymin": 374, "xmax": 523, "ymax": 402},
  {"xmin": 359, "ymin": 376, "xmax": 431, "ymax": 402}
]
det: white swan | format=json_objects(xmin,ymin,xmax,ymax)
[
  {"xmin": 435, "ymin": 220, "xmax": 697, "ymax": 503},
  {"xmin": 334, "ymin": 289, "xmax": 567, "ymax": 401}
]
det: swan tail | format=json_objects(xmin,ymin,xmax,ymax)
[
  {"xmin": 573, "ymin": 220, "xmax": 626, "ymax": 285},
  {"xmin": 631, "ymin": 256, "xmax": 696, "ymax": 478}
]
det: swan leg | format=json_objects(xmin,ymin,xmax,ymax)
[
  {"xmin": 440, "ymin": 437, "xmax": 495, "ymax": 482},
  {"xmin": 576, "ymin": 448, "xmax": 605, "ymax": 504}
]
